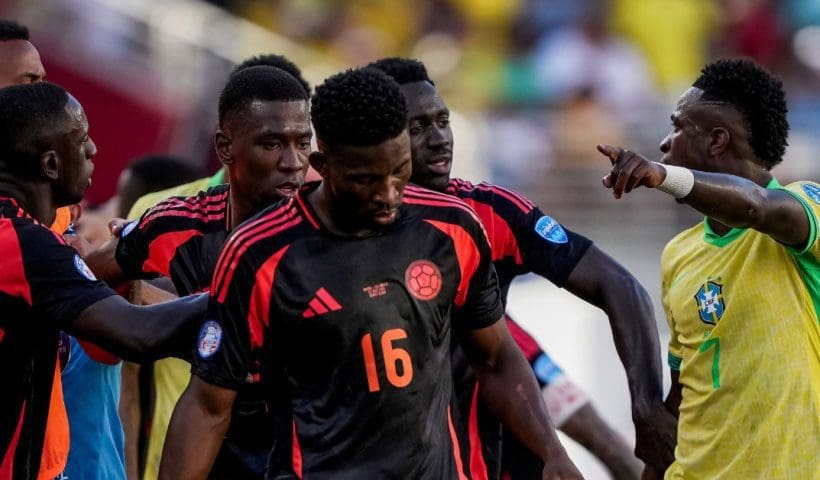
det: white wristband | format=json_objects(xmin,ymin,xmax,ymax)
[{"xmin": 655, "ymin": 163, "xmax": 695, "ymax": 199}]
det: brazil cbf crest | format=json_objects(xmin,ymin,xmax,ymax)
[
  {"xmin": 694, "ymin": 281, "xmax": 726, "ymax": 325},
  {"xmin": 534, "ymin": 216, "xmax": 568, "ymax": 244}
]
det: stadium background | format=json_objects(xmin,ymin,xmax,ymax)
[{"xmin": 3, "ymin": 0, "xmax": 819, "ymax": 477}]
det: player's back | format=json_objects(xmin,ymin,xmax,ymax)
[
  {"xmin": 661, "ymin": 179, "xmax": 820, "ymax": 479},
  {"xmin": 0, "ymin": 197, "xmax": 114, "ymax": 479},
  {"xmin": 200, "ymin": 183, "xmax": 503, "ymax": 479}
]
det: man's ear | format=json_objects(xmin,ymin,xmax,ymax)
[
  {"xmin": 308, "ymin": 151, "xmax": 329, "ymax": 179},
  {"xmin": 214, "ymin": 129, "xmax": 233, "ymax": 165},
  {"xmin": 40, "ymin": 151, "xmax": 59, "ymax": 180},
  {"xmin": 708, "ymin": 126, "xmax": 730, "ymax": 157}
]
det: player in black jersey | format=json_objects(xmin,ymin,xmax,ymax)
[
  {"xmin": 84, "ymin": 65, "xmax": 312, "ymax": 479},
  {"xmin": 162, "ymin": 67, "xmax": 583, "ymax": 480},
  {"xmin": 0, "ymin": 82, "xmax": 207, "ymax": 480},
  {"xmin": 369, "ymin": 57, "xmax": 676, "ymax": 478}
]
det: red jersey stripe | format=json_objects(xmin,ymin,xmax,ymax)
[
  {"xmin": 215, "ymin": 215, "xmax": 303, "ymax": 303},
  {"xmin": 316, "ymin": 288, "xmax": 342, "ymax": 311},
  {"xmin": 403, "ymin": 195, "xmax": 482, "ymax": 227},
  {"xmin": 505, "ymin": 315, "xmax": 541, "ymax": 362},
  {"xmin": 295, "ymin": 194, "xmax": 320, "ymax": 229},
  {"xmin": 468, "ymin": 384, "xmax": 489, "ymax": 480},
  {"xmin": 138, "ymin": 208, "xmax": 227, "ymax": 230},
  {"xmin": 460, "ymin": 199, "xmax": 523, "ymax": 265},
  {"xmin": 423, "ymin": 220, "xmax": 481, "ymax": 307},
  {"xmin": 447, "ymin": 406, "xmax": 469, "ymax": 480},
  {"xmin": 0, "ymin": 399, "xmax": 26, "ymax": 478},
  {"xmin": 472, "ymin": 183, "xmax": 534, "ymax": 214},
  {"xmin": 212, "ymin": 203, "xmax": 296, "ymax": 296},
  {"xmin": 308, "ymin": 297, "xmax": 329, "ymax": 315},
  {"xmin": 248, "ymin": 245, "xmax": 290, "ymax": 348},
  {"xmin": 292, "ymin": 420, "xmax": 303, "ymax": 479},
  {"xmin": 0, "ymin": 219, "xmax": 32, "ymax": 305},
  {"xmin": 142, "ymin": 229, "xmax": 203, "ymax": 278}
]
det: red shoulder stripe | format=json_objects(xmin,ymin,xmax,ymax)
[
  {"xmin": 138, "ymin": 207, "xmax": 228, "ymax": 229},
  {"xmin": 142, "ymin": 229, "xmax": 203, "ymax": 278},
  {"xmin": 295, "ymin": 193, "xmax": 320, "ymax": 229},
  {"xmin": 404, "ymin": 188, "xmax": 482, "ymax": 225},
  {"xmin": 0, "ymin": 219, "xmax": 32, "ymax": 305},
  {"xmin": 247, "ymin": 244, "xmax": 291, "ymax": 348},
  {"xmin": 505, "ymin": 315, "xmax": 541, "ymax": 361},
  {"xmin": 468, "ymin": 385, "xmax": 489, "ymax": 480},
  {"xmin": 474, "ymin": 183, "xmax": 533, "ymax": 214},
  {"xmin": 212, "ymin": 202, "xmax": 296, "ymax": 294},
  {"xmin": 423, "ymin": 219, "xmax": 481, "ymax": 307}
]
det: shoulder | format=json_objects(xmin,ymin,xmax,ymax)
[
  {"xmin": 661, "ymin": 223, "xmax": 703, "ymax": 272},
  {"xmin": 781, "ymin": 180, "xmax": 820, "ymax": 207},
  {"xmin": 446, "ymin": 178, "xmax": 535, "ymax": 214},
  {"xmin": 223, "ymin": 197, "xmax": 303, "ymax": 257},
  {"xmin": 127, "ymin": 176, "xmax": 215, "ymax": 220},
  {"xmin": 404, "ymin": 184, "xmax": 484, "ymax": 226},
  {"xmin": 134, "ymin": 184, "xmax": 230, "ymax": 231}
]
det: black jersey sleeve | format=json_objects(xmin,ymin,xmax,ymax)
[
  {"xmin": 114, "ymin": 216, "xmax": 158, "ymax": 280},
  {"xmin": 21, "ymin": 222, "xmax": 117, "ymax": 327},
  {"xmin": 513, "ymin": 206, "xmax": 592, "ymax": 288},
  {"xmin": 456, "ymin": 212, "xmax": 505, "ymax": 330}
]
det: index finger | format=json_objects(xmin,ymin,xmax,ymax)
[{"xmin": 596, "ymin": 144, "xmax": 622, "ymax": 165}]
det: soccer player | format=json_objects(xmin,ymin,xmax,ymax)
[
  {"xmin": 596, "ymin": 58, "xmax": 820, "ymax": 479},
  {"xmin": 161, "ymin": 67, "xmax": 582, "ymax": 480},
  {"xmin": 370, "ymin": 57, "xmax": 672, "ymax": 479},
  {"xmin": 0, "ymin": 82, "xmax": 206, "ymax": 479},
  {"xmin": 85, "ymin": 64, "xmax": 312, "ymax": 479}
]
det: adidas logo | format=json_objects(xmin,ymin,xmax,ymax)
[{"xmin": 302, "ymin": 287, "xmax": 343, "ymax": 318}]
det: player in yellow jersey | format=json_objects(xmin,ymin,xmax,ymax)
[{"xmin": 597, "ymin": 58, "xmax": 820, "ymax": 479}]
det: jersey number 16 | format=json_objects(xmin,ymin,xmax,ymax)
[{"xmin": 361, "ymin": 328, "xmax": 414, "ymax": 392}]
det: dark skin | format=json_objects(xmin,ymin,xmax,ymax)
[
  {"xmin": 402, "ymin": 79, "xmax": 674, "ymax": 474},
  {"xmin": 85, "ymin": 99, "xmax": 312, "ymax": 285},
  {"xmin": 598, "ymin": 86, "xmax": 809, "ymax": 478},
  {"xmin": 0, "ymin": 39, "xmax": 46, "ymax": 87},
  {"xmin": 0, "ymin": 94, "xmax": 207, "ymax": 361},
  {"xmin": 161, "ymin": 131, "xmax": 583, "ymax": 480}
]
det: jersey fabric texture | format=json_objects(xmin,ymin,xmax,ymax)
[
  {"xmin": 662, "ymin": 178, "xmax": 820, "ymax": 479},
  {"xmin": 121, "ymin": 177, "xmax": 275, "ymax": 480},
  {"xmin": 60, "ymin": 336, "xmax": 125, "ymax": 480},
  {"xmin": 194, "ymin": 183, "xmax": 505, "ymax": 479},
  {"xmin": 0, "ymin": 198, "xmax": 116, "ymax": 480},
  {"xmin": 443, "ymin": 179, "xmax": 592, "ymax": 480}
]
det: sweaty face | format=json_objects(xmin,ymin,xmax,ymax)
[
  {"xmin": 401, "ymin": 81, "xmax": 452, "ymax": 192},
  {"xmin": 324, "ymin": 131, "xmax": 412, "ymax": 232},
  {"xmin": 54, "ymin": 95, "xmax": 97, "ymax": 205},
  {"xmin": 0, "ymin": 40, "xmax": 45, "ymax": 87},
  {"xmin": 222, "ymin": 99, "xmax": 312, "ymax": 209},
  {"xmin": 659, "ymin": 87, "xmax": 712, "ymax": 171}
]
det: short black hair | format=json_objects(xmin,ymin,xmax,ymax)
[
  {"xmin": 0, "ymin": 19, "xmax": 29, "ymax": 42},
  {"xmin": 367, "ymin": 57, "xmax": 434, "ymax": 86},
  {"xmin": 693, "ymin": 58, "xmax": 789, "ymax": 168},
  {"xmin": 0, "ymin": 82, "xmax": 69, "ymax": 175},
  {"xmin": 311, "ymin": 67, "xmax": 407, "ymax": 148},
  {"xmin": 218, "ymin": 65, "xmax": 310, "ymax": 125},
  {"xmin": 127, "ymin": 154, "xmax": 202, "ymax": 193},
  {"xmin": 231, "ymin": 53, "xmax": 311, "ymax": 94}
]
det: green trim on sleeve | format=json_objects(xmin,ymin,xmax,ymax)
[
  {"xmin": 792, "ymin": 252, "xmax": 820, "ymax": 325},
  {"xmin": 668, "ymin": 352, "xmax": 682, "ymax": 371},
  {"xmin": 777, "ymin": 187, "xmax": 818, "ymax": 256}
]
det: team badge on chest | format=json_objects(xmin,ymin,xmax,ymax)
[
  {"xmin": 405, "ymin": 260, "xmax": 442, "ymax": 301},
  {"xmin": 694, "ymin": 281, "xmax": 726, "ymax": 325}
]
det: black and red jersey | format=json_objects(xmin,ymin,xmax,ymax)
[
  {"xmin": 0, "ymin": 198, "xmax": 116, "ymax": 480},
  {"xmin": 443, "ymin": 179, "xmax": 592, "ymax": 479},
  {"xmin": 115, "ymin": 184, "xmax": 281, "ymax": 478},
  {"xmin": 193, "ymin": 182, "xmax": 504, "ymax": 479},
  {"xmin": 115, "ymin": 184, "xmax": 231, "ymax": 295}
]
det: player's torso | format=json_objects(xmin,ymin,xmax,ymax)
[
  {"xmin": 265, "ymin": 215, "xmax": 466, "ymax": 479},
  {"xmin": 165, "ymin": 229, "xmax": 229, "ymax": 296},
  {"xmin": 663, "ymin": 224, "xmax": 820, "ymax": 479}
]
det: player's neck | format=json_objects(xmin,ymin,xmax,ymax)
[
  {"xmin": 228, "ymin": 190, "xmax": 256, "ymax": 230},
  {"xmin": 0, "ymin": 178, "xmax": 56, "ymax": 225},
  {"xmin": 307, "ymin": 183, "xmax": 380, "ymax": 238}
]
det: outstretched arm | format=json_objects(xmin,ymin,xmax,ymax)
[
  {"xmin": 68, "ymin": 293, "xmax": 206, "ymax": 363},
  {"xmin": 565, "ymin": 246, "xmax": 676, "ymax": 472},
  {"xmin": 463, "ymin": 319, "xmax": 584, "ymax": 480},
  {"xmin": 159, "ymin": 376, "xmax": 236, "ymax": 480},
  {"xmin": 84, "ymin": 237, "xmax": 129, "ymax": 287},
  {"xmin": 597, "ymin": 145, "xmax": 810, "ymax": 248}
]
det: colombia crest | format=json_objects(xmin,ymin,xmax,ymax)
[
  {"xmin": 694, "ymin": 281, "xmax": 726, "ymax": 325},
  {"xmin": 405, "ymin": 260, "xmax": 442, "ymax": 301}
]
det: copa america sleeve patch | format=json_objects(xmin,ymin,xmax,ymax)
[
  {"xmin": 73, "ymin": 254, "xmax": 98, "ymax": 281},
  {"xmin": 801, "ymin": 183, "xmax": 820, "ymax": 204},
  {"xmin": 534, "ymin": 215, "xmax": 568, "ymax": 244},
  {"xmin": 120, "ymin": 220, "xmax": 138, "ymax": 238},
  {"xmin": 197, "ymin": 320, "xmax": 223, "ymax": 358}
]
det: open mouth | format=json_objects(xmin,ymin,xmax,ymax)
[
  {"xmin": 274, "ymin": 182, "xmax": 299, "ymax": 197},
  {"xmin": 372, "ymin": 208, "xmax": 398, "ymax": 225},
  {"xmin": 425, "ymin": 155, "xmax": 451, "ymax": 175}
]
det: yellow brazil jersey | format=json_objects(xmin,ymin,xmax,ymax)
[
  {"xmin": 661, "ymin": 178, "xmax": 820, "ymax": 480},
  {"xmin": 126, "ymin": 170, "xmax": 224, "ymax": 480}
]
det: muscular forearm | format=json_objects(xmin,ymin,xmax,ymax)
[
  {"xmin": 473, "ymin": 338, "xmax": 566, "ymax": 463},
  {"xmin": 85, "ymin": 237, "xmax": 129, "ymax": 287},
  {"xmin": 159, "ymin": 382, "xmax": 233, "ymax": 480},
  {"xmin": 71, "ymin": 294, "xmax": 206, "ymax": 363},
  {"xmin": 683, "ymin": 172, "xmax": 768, "ymax": 229}
]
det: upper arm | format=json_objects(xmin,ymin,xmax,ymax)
[
  {"xmin": 186, "ymin": 373, "xmax": 238, "ymax": 416},
  {"xmin": 460, "ymin": 316, "xmax": 510, "ymax": 367},
  {"xmin": 755, "ymin": 187, "xmax": 812, "ymax": 249},
  {"xmin": 564, "ymin": 245, "xmax": 632, "ymax": 307}
]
